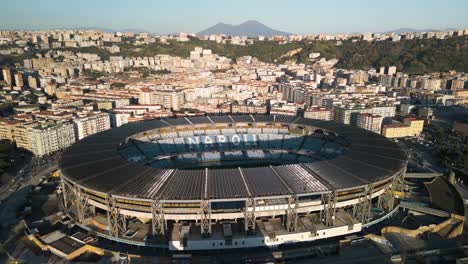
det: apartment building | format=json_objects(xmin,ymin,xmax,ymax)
[
  {"xmin": 0, "ymin": 119, "xmax": 19, "ymax": 141},
  {"xmin": 356, "ymin": 113, "xmax": 383, "ymax": 134},
  {"xmin": 230, "ymin": 104, "xmax": 267, "ymax": 114},
  {"xmin": 139, "ymin": 86, "xmax": 185, "ymax": 111},
  {"xmin": 51, "ymin": 99, "xmax": 84, "ymax": 109},
  {"xmin": 332, "ymin": 105, "xmax": 395, "ymax": 125},
  {"xmin": 270, "ymin": 108, "xmax": 297, "ymax": 116},
  {"xmin": 73, "ymin": 112, "xmax": 111, "ymax": 140},
  {"xmin": 29, "ymin": 122, "xmax": 76, "ymax": 156},
  {"xmin": 13, "ymin": 122, "xmax": 37, "ymax": 151},
  {"xmin": 110, "ymin": 112, "xmax": 130, "ymax": 127},
  {"xmin": 1, "ymin": 67, "xmax": 12, "ymax": 86},
  {"xmin": 304, "ymin": 107, "xmax": 332, "ymax": 121}
]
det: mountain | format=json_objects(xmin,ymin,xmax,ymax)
[
  {"xmin": 70, "ymin": 26, "xmax": 147, "ymax": 33},
  {"xmin": 197, "ymin": 20, "xmax": 292, "ymax": 37},
  {"xmin": 384, "ymin": 28, "xmax": 440, "ymax": 34}
]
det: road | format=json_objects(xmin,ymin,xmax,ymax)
[
  {"xmin": 0, "ymin": 153, "xmax": 61, "ymax": 264},
  {"xmin": 396, "ymin": 137, "xmax": 444, "ymax": 174},
  {"xmin": 0, "ymin": 156, "xmax": 59, "ymax": 202}
]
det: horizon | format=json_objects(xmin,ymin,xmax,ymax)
[
  {"xmin": 2, "ymin": 0, "xmax": 467, "ymax": 35},
  {"xmin": 1, "ymin": 20, "xmax": 464, "ymax": 36}
]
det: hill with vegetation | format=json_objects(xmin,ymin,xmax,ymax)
[
  {"xmin": 116, "ymin": 36, "xmax": 468, "ymax": 74},
  {"xmin": 1, "ymin": 36, "xmax": 466, "ymax": 74}
]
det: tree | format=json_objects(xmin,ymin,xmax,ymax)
[
  {"xmin": 0, "ymin": 102, "xmax": 15, "ymax": 116},
  {"xmin": 110, "ymin": 82, "xmax": 128, "ymax": 89},
  {"xmin": 83, "ymin": 69, "xmax": 105, "ymax": 80},
  {"xmin": 25, "ymin": 94, "xmax": 38, "ymax": 104}
]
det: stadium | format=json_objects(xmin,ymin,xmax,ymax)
[{"xmin": 58, "ymin": 115, "xmax": 407, "ymax": 251}]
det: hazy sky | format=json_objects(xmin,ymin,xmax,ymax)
[{"xmin": 2, "ymin": 0, "xmax": 467, "ymax": 34}]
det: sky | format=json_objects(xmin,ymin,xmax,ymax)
[{"xmin": 1, "ymin": 0, "xmax": 467, "ymax": 34}]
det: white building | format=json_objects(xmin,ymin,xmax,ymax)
[
  {"xmin": 110, "ymin": 112, "xmax": 130, "ymax": 127},
  {"xmin": 29, "ymin": 122, "xmax": 75, "ymax": 156},
  {"xmin": 73, "ymin": 112, "xmax": 111, "ymax": 140},
  {"xmin": 304, "ymin": 107, "xmax": 332, "ymax": 120},
  {"xmin": 356, "ymin": 113, "xmax": 383, "ymax": 134},
  {"xmin": 387, "ymin": 66, "xmax": 397, "ymax": 76},
  {"xmin": 333, "ymin": 105, "xmax": 395, "ymax": 125}
]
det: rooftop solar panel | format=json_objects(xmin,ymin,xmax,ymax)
[
  {"xmin": 187, "ymin": 116, "xmax": 211, "ymax": 124},
  {"xmin": 350, "ymin": 144, "xmax": 407, "ymax": 160},
  {"xmin": 111, "ymin": 168, "xmax": 173, "ymax": 198},
  {"xmin": 230, "ymin": 115, "xmax": 254, "ymax": 123},
  {"xmin": 346, "ymin": 150, "xmax": 407, "ymax": 172},
  {"xmin": 208, "ymin": 115, "xmax": 233, "ymax": 123},
  {"xmin": 303, "ymin": 161, "xmax": 365, "ymax": 189},
  {"xmin": 81, "ymin": 163, "xmax": 149, "ymax": 193},
  {"xmin": 162, "ymin": 118, "xmax": 190, "ymax": 126},
  {"xmin": 274, "ymin": 115, "xmax": 296, "ymax": 123},
  {"xmin": 159, "ymin": 170, "xmax": 205, "ymax": 200},
  {"xmin": 327, "ymin": 157, "xmax": 391, "ymax": 183},
  {"xmin": 208, "ymin": 168, "xmax": 249, "ymax": 199},
  {"xmin": 273, "ymin": 164, "xmax": 329, "ymax": 194},
  {"xmin": 252, "ymin": 114, "xmax": 274, "ymax": 123},
  {"xmin": 59, "ymin": 149, "xmax": 119, "ymax": 168},
  {"xmin": 241, "ymin": 167, "xmax": 290, "ymax": 197}
]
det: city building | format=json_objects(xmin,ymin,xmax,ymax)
[
  {"xmin": 51, "ymin": 100, "xmax": 84, "ymax": 109},
  {"xmin": 110, "ymin": 112, "xmax": 130, "ymax": 127},
  {"xmin": 270, "ymin": 108, "xmax": 297, "ymax": 116},
  {"xmin": 27, "ymin": 76, "xmax": 38, "ymax": 88},
  {"xmin": 304, "ymin": 107, "xmax": 332, "ymax": 120},
  {"xmin": 2, "ymin": 68, "xmax": 12, "ymax": 86},
  {"xmin": 139, "ymin": 86, "xmax": 185, "ymax": 111},
  {"xmin": 0, "ymin": 119, "xmax": 19, "ymax": 141},
  {"xmin": 270, "ymin": 102, "xmax": 298, "ymax": 116},
  {"xmin": 332, "ymin": 106, "xmax": 395, "ymax": 125},
  {"xmin": 13, "ymin": 122, "xmax": 37, "ymax": 152},
  {"xmin": 29, "ymin": 122, "xmax": 76, "ymax": 156},
  {"xmin": 382, "ymin": 118, "xmax": 424, "ymax": 138},
  {"xmin": 14, "ymin": 71, "xmax": 24, "ymax": 87},
  {"xmin": 356, "ymin": 113, "xmax": 383, "ymax": 134},
  {"xmin": 399, "ymin": 104, "xmax": 417, "ymax": 115},
  {"xmin": 230, "ymin": 104, "xmax": 267, "ymax": 114},
  {"xmin": 31, "ymin": 57, "xmax": 53, "ymax": 70},
  {"xmin": 387, "ymin": 66, "xmax": 397, "ymax": 76},
  {"xmin": 73, "ymin": 112, "xmax": 111, "ymax": 140}
]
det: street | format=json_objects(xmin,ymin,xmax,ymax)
[
  {"xmin": 0, "ymin": 153, "xmax": 60, "ymax": 202},
  {"xmin": 396, "ymin": 136, "xmax": 444, "ymax": 174}
]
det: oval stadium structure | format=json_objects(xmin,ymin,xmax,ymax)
[{"xmin": 58, "ymin": 115, "xmax": 407, "ymax": 251}]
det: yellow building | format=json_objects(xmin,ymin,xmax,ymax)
[
  {"xmin": 31, "ymin": 57, "xmax": 53, "ymax": 70},
  {"xmin": 453, "ymin": 90, "xmax": 468, "ymax": 104},
  {"xmin": 453, "ymin": 90, "xmax": 468, "ymax": 97},
  {"xmin": 382, "ymin": 118, "xmax": 424, "ymax": 138},
  {"xmin": 0, "ymin": 119, "xmax": 19, "ymax": 141},
  {"xmin": 13, "ymin": 122, "xmax": 37, "ymax": 152}
]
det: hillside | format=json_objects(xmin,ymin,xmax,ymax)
[
  {"xmin": 117, "ymin": 36, "xmax": 468, "ymax": 74},
  {"xmin": 1, "ymin": 36, "xmax": 467, "ymax": 74}
]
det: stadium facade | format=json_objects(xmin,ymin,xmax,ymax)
[{"xmin": 58, "ymin": 115, "xmax": 407, "ymax": 250}]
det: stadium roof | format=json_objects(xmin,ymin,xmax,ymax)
[{"xmin": 59, "ymin": 115, "xmax": 407, "ymax": 201}]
